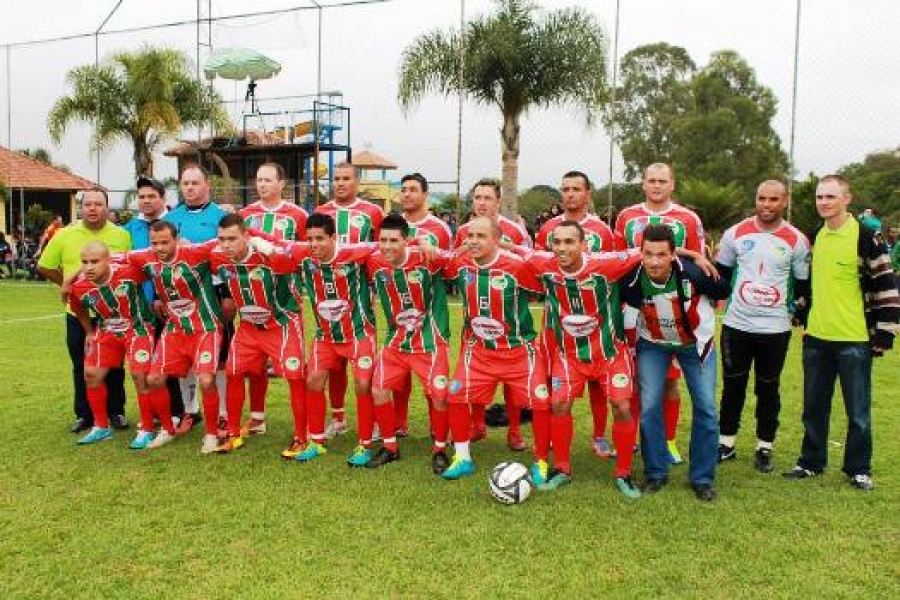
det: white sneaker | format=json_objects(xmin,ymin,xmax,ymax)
[
  {"xmin": 200, "ymin": 434, "xmax": 219, "ymax": 455},
  {"xmin": 325, "ymin": 419, "xmax": 347, "ymax": 440},
  {"xmin": 149, "ymin": 430, "xmax": 177, "ymax": 449}
]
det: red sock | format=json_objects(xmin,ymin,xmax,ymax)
[
  {"xmin": 470, "ymin": 403, "xmax": 486, "ymax": 433},
  {"xmin": 427, "ymin": 396, "xmax": 438, "ymax": 438},
  {"xmin": 151, "ymin": 387, "xmax": 174, "ymax": 434},
  {"xmin": 329, "ymin": 368, "xmax": 347, "ymax": 418},
  {"xmin": 136, "ymin": 391, "xmax": 154, "ymax": 431},
  {"xmin": 248, "ymin": 373, "xmax": 268, "ymax": 415},
  {"xmin": 612, "ymin": 418, "xmax": 637, "ymax": 477},
  {"xmin": 506, "ymin": 398, "xmax": 521, "ymax": 437},
  {"xmin": 87, "ymin": 384, "xmax": 109, "ymax": 428},
  {"xmin": 431, "ymin": 405, "xmax": 449, "ymax": 452},
  {"xmin": 201, "ymin": 386, "xmax": 219, "ymax": 435},
  {"xmin": 449, "ymin": 403, "xmax": 471, "ymax": 443},
  {"xmin": 664, "ymin": 394, "xmax": 681, "ymax": 441},
  {"xmin": 225, "ymin": 375, "xmax": 245, "ymax": 437},
  {"xmin": 531, "ymin": 407, "xmax": 551, "ymax": 462},
  {"xmin": 588, "ymin": 382, "xmax": 608, "ymax": 439},
  {"xmin": 307, "ymin": 389, "xmax": 327, "ymax": 443},
  {"xmin": 394, "ymin": 375, "xmax": 411, "ymax": 431},
  {"xmin": 550, "ymin": 413, "xmax": 574, "ymax": 474},
  {"xmin": 356, "ymin": 393, "xmax": 375, "ymax": 446},
  {"xmin": 287, "ymin": 378, "xmax": 307, "ymax": 442},
  {"xmin": 374, "ymin": 401, "xmax": 398, "ymax": 451}
]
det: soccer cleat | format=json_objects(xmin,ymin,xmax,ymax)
[
  {"xmin": 366, "ymin": 446, "xmax": 400, "ymax": 468},
  {"xmin": 129, "ymin": 430, "xmax": 155, "ymax": 450},
  {"xmin": 200, "ymin": 434, "xmax": 219, "ymax": 455},
  {"xmin": 431, "ymin": 450, "xmax": 450, "ymax": 475},
  {"xmin": 692, "ymin": 483, "xmax": 716, "ymax": 502},
  {"xmin": 441, "ymin": 456, "xmax": 476, "ymax": 480},
  {"xmin": 70, "ymin": 417, "xmax": 92, "ymax": 433},
  {"xmin": 849, "ymin": 473, "xmax": 875, "ymax": 491},
  {"xmin": 754, "ymin": 448, "xmax": 774, "ymax": 473},
  {"xmin": 295, "ymin": 441, "xmax": 327, "ymax": 462},
  {"xmin": 281, "ymin": 438, "xmax": 306, "ymax": 460},
  {"xmin": 538, "ymin": 469, "xmax": 573, "ymax": 491},
  {"xmin": 531, "ymin": 460, "xmax": 549, "ymax": 487},
  {"xmin": 615, "ymin": 476, "xmax": 642, "ymax": 500},
  {"xmin": 215, "ymin": 435, "xmax": 245, "ymax": 454},
  {"xmin": 149, "ymin": 430, "xmax": 177, "ymax": 449},
  {"xmin": 642, "ymin": 478, "xmax": 668, "ymax": 494},
  {"xmin": 667, "ymin": 440, "xmax": 684, "ymax": 465},
  {"xmin": 507, "ymin": 429, "xmax": 526, "ymax": 452},
  {"xmin": 347, "ymin": 445, "xmax": 373, "ymax": 467},
  {"xmin": 241, "ymin": 418, "xmax": 267, "ymax": 437},
  {"xmin": 110, "ymin": 414, "xmax": 129, "ymax": 430},
  {"xmin": 470, "ymin": 424, "xmax": 487, "ymax": 443},
  {"xmin": 718, "ymin": 444, "xmax": 737, "ymax": 463},
  {"xmin": 592, "ymin": 437, "xmax": 616, "ymax": 459},
  {"xmin": 77, "ymin": 427, "xmax": 112, "ymax": 445},
  {"xmin": 176, "ymin": 413, "xmax": 202, "ymax": 435},
  {"xmin": 782, "ymin": 465, "xmax": 821, "ymax": 480},
  {"xmin": 325, "ymin": 419, "xmax": 347, "ymax": 440}
]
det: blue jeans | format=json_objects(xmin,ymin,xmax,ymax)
[
  {"xmin": 637, "ymin": 339, "xmax": 719, "ymax": 485},
  {"xmin": 799, "ymin": 336, "xmax": 872, "ymax": 476}
]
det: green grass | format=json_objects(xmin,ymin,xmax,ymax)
[{"xmin": 0, "ymin": 281, "xmax": 898, "ymax": 598}]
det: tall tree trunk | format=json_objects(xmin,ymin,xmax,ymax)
[
  {"xmin": 133, "ymin": 135, "xmax": 154, "ymax": 177},
  {"xmin": 500, "ymin": 111, "xmax": 521, "ymax": 217}
]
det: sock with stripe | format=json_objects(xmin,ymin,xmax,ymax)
[
  {"xmin": 307, "ymin": 389, "xmax": 327, "ymax": 443},
  {"xmin": 550, "ymin": 413, "xmax": 574, "ymax": 474},
  {"xmin": 248, "ymin": 373, "xmax": 267, "ymax": 418},
  {"xmin": 612, "ymin": 417, "xmax": 637, "ymax": 478},
  {"xmin": 356, "ymin": 393, "xmax": 375, "ymax": 447},
  {"xmin": 225, "ymin": 375, "xmax": 245, "ymax": 437},
  {"xmin": 87, "ymin": 383, "xmax": 109, "ymax": 429},
  {"xmin": 151, "ymin": 386, "xmax": 175, "ymax": 434},
  {"xmin": 374, "ymin": 401, "xmax": 398, "ymax": 452},
  {"xmin": 329, "ymin": 368, "xmax": 347, "ymax": 420}
]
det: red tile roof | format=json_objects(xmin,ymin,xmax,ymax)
[
  {"xmin": 352, "ymin": 149, "xmax": 397, "ymax": 170},
  {"xmin": 0, "ymin": 146, "xmax": 100, "ymax": 191}
]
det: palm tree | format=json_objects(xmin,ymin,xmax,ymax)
[
  {"xmin": 48, "ymin": 46, "xmax": 232, "ymax": 177},
  {"xmin": 398, "ymin": 0, "xmax": 607, "ymax": 215}
]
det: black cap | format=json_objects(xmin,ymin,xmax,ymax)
[{"xmin": 136, "ymin": 176, "xmax": 165, "ymax": 196}]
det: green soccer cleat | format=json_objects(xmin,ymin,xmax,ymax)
[
  {"xmin": 129, "ymin": 430, "xmax": 154, "ymax": 450},
  {"xmin": 531, "ymin": 460, "xmax": 549, "ymax": 487},
  {"xmin": 615, "ymin": 476, "xmax": 642, "ymax": 500},
  {"xmin": 77, "ymin": 427, "xmax": 112, "ymax": 445},
  {"xmin": 441, "ymin": 456, "xmax": 476, "ymax": 480},
  {"xmin": 347, "ymin": 445, "xmax": 373, "ymax": 467},
  {"xmin": 538, "ymin": 469, "xmax": 572, "ymax": 491},
  {"xmin": 295, "ymin": 441, "xmax": 327, "ymax": 463}
]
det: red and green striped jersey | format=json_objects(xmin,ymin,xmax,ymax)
[
  {"xmin": 536, "ymin": 214, "xmax": 614, "ymax": 253},
  {"xmin": 296, "ymin": 243, "xmax": 378, "ymax": 342},
  {"xmin": 445, "ymin": 250, "xmax": 541, "ymax": 350},
  {"xmin": 123, "ymin": 246, "xmax": 223, "ymax": 334},
  {"xmin": 315, "ymin": 198, "xmax": 384, "ymax": 244},
  {"xmin": 406, "ymin": 214, "xmax": 453, "ymax": 250},
  {"xmin": 241, "ymin": 200, "xmax": 309, "ymax": 242},
  {"xmin": 636, "ymin": 270, "xmax": 714, "ymax": 348},
  {"xmin": 614, "ymin": 202, "xmax": 705, "ymax": 253},
  {"xmin": 526, "ymin": 250, "xmax": 640, "ymax": 362},
  {"xmin": 366, "ymin": 247, "xmax": 450, "ymax": 353},
  {"xmin": 455, "ymin": 215, "xmax": 532, "ymax": 249},
  {"xmin": 70, "ymin": 264, "xmax": 155, "ymax": 337}
]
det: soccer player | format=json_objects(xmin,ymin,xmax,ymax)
[
  {"xmin": 238, "ymin": 162, "xmax": 309, "ymax": 438},
  {"xmin": 117, "ymin": 220, "xmax": 226, "ymax": 454},
  {"xmin": 535, "ymin": 171, "xmax": 617, "ymax": 460},
  {"xmin": 365, "ymin": 213, "xmax": 452, "ymax": 472},
  {"xmin": 440, "ymin": 217, "xmax": 550, "ymax": 480},
  {"xmin": 714, "ymin": 180, "xmax": 810, "ymax": 472},
  {"xmin": 620, "ymin": 225, "xmax": 730, "ymax": 501},
  {"xmin": 614, "ymin": 163, "xmax": 706, "ymax": 464},
  {"xmin": 522, "ymin": 221, "xmax": 642, "ymax": 496},
  {"xmin": 315, "ymin": 162, "xmax": 384, "ymax": 438},
  {"xmin": 67, "ymin": 242, "xmax": 175, "ymax": 448}
]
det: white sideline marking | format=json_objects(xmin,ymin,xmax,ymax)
[{"xmin": 0, "ymin": 314, "xmax": 58, "ymax": 324}]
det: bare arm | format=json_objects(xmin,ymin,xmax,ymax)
[{"xmin": 38, "ymin": 266, "xmax": 64, "ymax": 286}]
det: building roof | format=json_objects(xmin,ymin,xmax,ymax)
[
  {"xmin": 0, "ymin": 146, "xmax": 100, "ymax": 191},
  {"xmin": 352, "ymin": 150, "xmax": 397, "ymax": 170}
]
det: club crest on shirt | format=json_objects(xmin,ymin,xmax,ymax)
[
  {"xmin": 490, "ymin": 275, "xmax": 508, "ymax": 290},
  {"xmin": 115, "ymin": 283, "xmax": 130, "ymax": 296},
  {"xmin": 351, "ymin": 215, "xmax": 366, "ymax": 228},
  {"xmin": 407, "ymin": 270, "xmax": 423, "ymax": 284}
]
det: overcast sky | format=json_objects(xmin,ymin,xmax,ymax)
[{"xmin": 0, "ymin": 0, "xmax": 897, "ymax": 205}]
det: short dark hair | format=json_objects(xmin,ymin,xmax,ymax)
[
  {"xmin": 554, "ymin": 219, "xmax": 585, "ymax": 241},
  {"xmin": 641, "ymin": 223, "xmax": 675, "ymax": 251},
  {"xmin": 380, "ymin": 212, "xmax": 410, "ymax": 238},
  {"xmin": 258, "ymin": 161, "xmax": 285, "ymax": 181},
  {"xmin": 149, "ymin": 220, "xmax": 178, "ymax": 237},
  {"xmin": 218, "ymin": 213, "xmax": 247, "ymax": 232},
  {"xmin": 400, "ymin": 172, "xmax": 429, "ymax": 193},
  {"xmin": 472, "ymin": 178, "xmax": 501, "ymax": 199},
  {"xmin": 562, "ymin": 170, "xmax": 592, "ymax": 190},
  {"xmin": 137, "ymin": 176, "xmax": 166, "ymax": 197},
  {"xmin": 306, "ymin": 212, "xmax": 336, "ymax": 236}
]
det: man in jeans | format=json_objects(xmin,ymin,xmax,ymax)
[
  {"xmin": 715, "ymin": 180, "xmax": 811, "ymax": 473},
  {"xmin": 784, "ymin": 174, "xmax": 899, "ymax": 491},
  {"xmin": 621, "ymin": 224, "xmax": 730, "ymax": 501}
]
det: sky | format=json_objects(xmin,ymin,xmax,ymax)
[{"xmin": 0, "ymin": 0, "xmax": 897, "ymax": 206}]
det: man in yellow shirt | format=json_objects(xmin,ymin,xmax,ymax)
[{"xmin": 38, "ymin": 189, "xmax": 132, "ymax": 433}]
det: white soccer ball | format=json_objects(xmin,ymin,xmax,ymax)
[{"xmin": 489, "ymin": 461, "xmax": 533, "ymax": 505}]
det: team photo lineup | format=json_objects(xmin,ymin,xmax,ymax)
[{"xmin": 37, "ymin": 159, "xmax": 898, "ymax": 503}]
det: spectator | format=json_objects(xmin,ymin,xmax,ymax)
[
  {"xmin": 35, "ymin": 214, "xmax": 63, "ymax": 258},
  {"xmin": 0, "ymin": 232, "xmax": 12, "ymax": 278}
]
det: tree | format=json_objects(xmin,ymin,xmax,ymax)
[
  {"xmin": 678, "ymin": 178, "xmax": 747, "ymax": 239},
  {"xmin": 518, "ymin": 185, "xmax": 560, "ymax": 224},
  {"xmin": 48, "ymin": 46, "xmax": 231, "ymax": 177},
  {"xmin": 839, "ymin": 147, "xmax": 900, "ymax": 221},
  {"xmin": 398, "ymin": 0, "xmax": 607, "ymax": 215},
  {"xmin": 16, "ymin": 147, "xmax": 71, "ymax": 173}
]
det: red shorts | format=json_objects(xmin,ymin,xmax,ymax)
[
  {"xmin": 309, "ymin": 337, "xmax": 376, "ymax": 380},
  {"xmin": 226, "ymin": 320, "xmax": 305, "ymax": 380},
  {"xmin": 551, "ymin": 342, "xmax": 634, "ymax": 403},
  {"xmin": 152, "ymin": 329, "xmax": 222, "ymax": 377},
  {"xmin": 373, "ymin": 345, "xmax": 450, "ymax": 401},
  {"xmin": 85, "ymin": 330, "xmax": 154, "ymax": 374},
  {"xmin": 449, "ymin": 342, "xmax": 549, "ymax": 409}
]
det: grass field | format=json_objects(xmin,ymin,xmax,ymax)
[{"xmin": 0, "ymin": 281, "xmax": 898, "ymax": 599}]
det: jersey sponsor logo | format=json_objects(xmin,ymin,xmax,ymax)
[
  {"xmin": 199, "ymin": 351, "xmax": 213, "ymax": 364},
  {"xmin": 316, "ymin": 299, "xmax": 350, "ymax": 322},
  {"xmin": 351, "ymin": 215, "xmax": 366, "ymax": 228},
  {"xmin": 490, "ymin": 275, "xmax": 508, "ymax": 290},
  {"xmin": 534, "ymin": 384, "xmax": 549, "ymax": 399},
  {"xmin": 239, "ymin": 305, "xmax": 272, "ymax": 325},
  {"xmin": 449, "ymin": 379, "xmax": 462, "ymax": 394},
  {"xmin": 740, "ymin": 239, "xmax": 756, "ymax": 253},
  {"xmin": 738, "ymin": 281, "xmax": 781, "ymax": 307},
  {"xmin": 407, "ymin": 270, "xmax": 423, "ymax": 284},
  {"xmin": 470, "ymin": 316, "xmax": 507, "ymax": 341},
  {"xmin": 395, "ymin": 308, "xmax": 425, "ymax": 331},
  {"xmin": 611, "ymin": 373, "xmax": 630, "ymax": 389},
  {"xmin": 578, "ymin": 279, "xmax": 596, "ymax": 290},
  {"xmin": 357, "ymin": 356, "xmax": 373, "ymax": 370},
  {"xmin": 285, "ymin": 356, "xmax": 301, "ymax": 371},
  {"xmin": 167, "ymin": 299, "xmax": 196, "ymax": 318},
  {"xmin": 134, "ymin": 349, "xmax": 151, "ymax": 363},
  {"xmin": 561, "ymin": 314, "xmax": 600, "ymax": 338},
  {"xmin": 104, "ymin": 318, "xmax": 131, "ymax": 334},
  {"xmin": 433, "ymin": 375, "xmax": 448, "ymax": 390}
]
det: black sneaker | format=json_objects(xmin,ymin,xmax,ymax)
[
  {"xmin": 692, "ymin": 483, "xmax": 716, "ymax": 502},
  {"xmin": 754, "ymin": 448, "xmax": 774, "ymax": 473},
  {"xmin": 782, "ymin": 465, "xmax": 821, "ymax": 479},
  {"xmin": 718, "ymin": 444, "xmax": 736, "ymax": 463},
  {"xmin": 70, "ymin": 417, "xmax": 93, "ymax": 433},
  {"xmin": 642, "ymin": 478, "xmax": 668, "ymax": 494},
  {"xmin": 110, "ymin": 414, "xmax": 129, "ymax": 430},
  {"xmin": 365, "ymin": 446, "xmax": 400, "ymax": 469},
  {"xmin": 431, "ymin": 450, "xmax": 450, "ymax": 475},
  {"xmin": 849, "ymin": 473, "xmax": 875, "ymax": 491}
]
